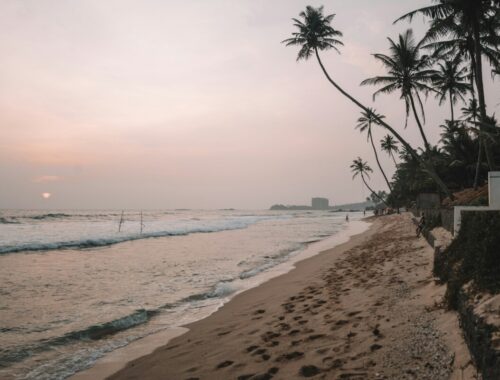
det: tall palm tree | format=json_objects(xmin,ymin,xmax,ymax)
[
  {"xmin": 356, "ymin": 109, "xmax": 393, "ymax": 192},
  {"xmin": 361, "ymin": 29, "xmax": 437, "ymax": 151},
  {"xmin": 432, "ymin": 56, "xmax": 471, "ymax": 122},
  {"xmin": 396, "ymin": 0, "xmax": 500, "ymax": 169},
  {"xmin": 350, "ymin": 157, "xmax": 387, "ymax": 206},
  {"xmin": 380, "ymin": 135, "xmax": 400, "ymax": 166},
  {"xmin": 461, "ymin": 98, "xmax": 484, "ymax": 189},
  {"xmin": 283, "ymin": 6, "xmax": 453, "ymax": 199}
]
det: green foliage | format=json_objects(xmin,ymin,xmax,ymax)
[
  {"xmin": 438, "ymin": 211, "xmax": 500, "ymax": 308},
  {"xmin": 282, "ymin": 6, "xmax": 343, "ymax": 61}
]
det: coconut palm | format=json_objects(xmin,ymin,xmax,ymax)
[
  {"xmin": 461, "ymin": 98, "xmax": 480, "ymax": 122},
  {"xmin": 350, "ymin": 157, "xmax": 387, "ymax": 206},
  {"xmin": 432, "ymin": 56, "xmax": 471, "ymax": 122},
  {"xmin": 396, "ymin": 0, "xmax": 500, "ymax": 169},
  {"xmin": 461, "ymin": 98, "xmax": 485, "ymax": 189},
  {"xmin": 356, "ymin": 109, "xmax": 392, "ymax": 191},
  {"xmin": 360, "ymin": 29, "xmax": 437, "ymax": 151},
  {"xmin": 283, "ymin": 6, "xmax": 453, "ymax": 199},
  {"xmin": 380, "ymin": 135, "xmax": 400, "ymax": 166}
]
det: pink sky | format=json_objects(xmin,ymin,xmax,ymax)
[{"xmin": 1, "ymin": 0, "xmax": 498, "ymax": 209}]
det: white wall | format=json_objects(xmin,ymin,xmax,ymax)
[
  {"xmin": 453, "ymin": 172, "xmax": 500, "ymax": 234},
  {"xmin": 489, "ymin": 172, "xmax": 500, "ymax": 208}
]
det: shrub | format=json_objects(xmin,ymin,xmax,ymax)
[{"xmin": 439, "ymin": 211, "xmax": 500, "ymax": 308}]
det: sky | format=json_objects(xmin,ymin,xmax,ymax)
[{"xmin": 0, "ymin": 0, "xmax": 498, "ymax": 209}]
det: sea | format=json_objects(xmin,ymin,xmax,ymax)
[{"xmin": 0, "ymin": 209, "xmax": 365, "ymax": 379}]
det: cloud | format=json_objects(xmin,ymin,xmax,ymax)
[{"xmin": 32, "ymin": 175, "xmax": 62, "ymax": 183}]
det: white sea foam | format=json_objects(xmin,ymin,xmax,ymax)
[{"xmin": 0, "ymin": 212, "xmax": 291, "ymax": 254}]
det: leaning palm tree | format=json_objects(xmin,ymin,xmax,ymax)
[
  {"xmin": 396, "ymin": 0, "xmax": 500, "ymax": 169},
  {"xmin": 356, "ymin": 109, "xmax": 392, "ymax": 191},
  {"xmin": 283, "ymin": 5, "xmax": 453, "ymax": 199},
  {"xmin": 360, "ymin": 29, "xmax": 437, "ymax": 151},
  {"xmin": 350, "ymin": 157, "xmax": 387, "ymax": 206},
  {"xmin": 380, "ymin": 134, "xmax": 399, "ymax": 166},
  {"xmin": 432, "ymin": 56, "xmax": 471, "ymax": 122}
]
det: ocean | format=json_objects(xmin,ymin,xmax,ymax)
[{"xmin": 0, "ymin": 209, "xmax": 365, "ymax": 379}]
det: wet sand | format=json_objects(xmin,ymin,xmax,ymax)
[{"xmin": 108, "ymin": 213, "xmax": 474, "ymax": 380}]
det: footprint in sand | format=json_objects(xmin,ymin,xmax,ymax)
[
  {"xmin": 276, "ymin": 351, "xmax": 304, "ymax": 362},
  {"xmin": 299, "ymin": 365, "xmax": 321, "ymax": 377},
  {"xmin": 246, "ymin": 345, "xmax": 259, "ymax": 353},
  {"xmin": 370, "ymin": 343, "xmax": 383, "ymax": 351},
  {"xmin": 323, "ymin": 356, "xmax": 343, "ymax": 369},
  {"xmin": 306, "ymin": 334, "xmax": 325, "ymax": 341},
  {"xmin": 276, "ymin": 322, "xmax": 291, "ymax": 331},
  {"xmin": 216, "ymin": 360, "xmax": 234, "ymax": 369},
  {"xmin": 261, "ymin": 331, "xmax": 281, "ymax": 342},
  {"xmin": 252, "ymin": 348, "xmax": 267, "ymax": 356}
]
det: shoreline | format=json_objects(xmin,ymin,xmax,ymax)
[
  {"xmin": 71, "ymin": 219, "xmax": 369, "ymax": 380},
  {"xmin": 106, "ymin": 213, "xmax": 474, "ymax": 379}
]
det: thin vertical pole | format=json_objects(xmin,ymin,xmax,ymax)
[{"xmin": 118, "ymin": 211, "xmax": 124, "ymax": 232}]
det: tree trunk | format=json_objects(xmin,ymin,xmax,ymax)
[
  {"xmin": 313, "ymin": 48, "xmax": 454, "ymax": 200},
  {"xmin": 449, "ymin": 89, "xmax": 454, "ymax": 123},
  {"xmin": 409, "ymin": 92, "xmax": 430, "ymax": 151},
  {"xmin": 369, "ymin": 129, "xmax": 392, "ymax": 192},
  {"xmin": 390, "ymin": 152, "xmax": 398, "ymax": 167},
  {"xmin": 473, "ymin": 133, "xmax": 483, "ymax": 190},
  {"xmin": 472, "ymin": 18, "xmax": 495, "ymax": 170},
  {"xmin": 361, "ymin": 174, "xmax": 387, "ymax": 207}
]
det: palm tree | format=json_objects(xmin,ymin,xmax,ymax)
[
  {"xmin": 432, "ymin": 56, "xmax": 471, "ymax": 122},
  {"xmin": 283, "ymin": 6, "xmax": 454, "ymax": 199},
  {"xmin": 461, "ymin": 98, "xmax": 480, "ymax": 122},
  {"xmin": 461, "ymin": 98, "xmax": 484, "ymax": 189},
  {"xmin": 350, "ymin": 157, "xmax": 387, "ymax": 206},
  {"xmin": 439, "ymin": 120, "xmax": 477, "ymax": 187},
  {"xmin": 396, "ymin": 0, "xmax": 500, "ymax": 169},
  {"xmin": 355, "ymin": 109, "xmax": 392, "ymax": 192},
  {"xmin": 380, "ymin": 134, "xmax": 400, "ymax": 166},
  {"xmin": 360, "ymin": 29, "xmax": 437, "ymax": 151}
]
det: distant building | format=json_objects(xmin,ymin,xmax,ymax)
[{"xmin": 311, "ymin": 197, "xmax": 329, "ymax": 210}]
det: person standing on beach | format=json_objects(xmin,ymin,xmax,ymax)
[
  {"xmin": 416, "ymin": 215, "xmax": 425, "ymax": 237},
  {"xmin": 346, "ymin": 214, "xmax": 349, "ymax": 222}
]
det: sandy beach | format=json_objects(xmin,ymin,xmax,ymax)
[{"xmin": 105, "ymin": 213, "xmax": 474, "ymax": 380}]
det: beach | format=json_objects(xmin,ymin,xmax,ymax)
[
  {"xmin": 1, "ymin": 210, "xmax": 364, "ymax": 379},
  {"xmin": 105, "ymin": 213, "xmax": 474, "ymax": 380}
]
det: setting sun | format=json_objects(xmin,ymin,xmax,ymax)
[{"xmin": 41, "ymin": 192, "xmax": 51, "ymax": 199}]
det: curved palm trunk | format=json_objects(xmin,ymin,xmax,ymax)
[
  {"xmin": 361, "ymin": 174, "xmax": 387, "ymax": 207},
  {"xmin": 313, "ymin": 48, "xmax": 454, "ymax": 200},
  {"xmin": 369, "ymin": 131, "xmax": 392, "ymax": 191},
  {"xmin": 449, "ymin": 89, "xmax": 454, "ymax": 123},
  {"xmin": 472, "ymin": 19, "xmax": 496, "ymax": 171},
  {"xmin": 409, "ymin": 93, "xmax": 430, "ymax": 151}
]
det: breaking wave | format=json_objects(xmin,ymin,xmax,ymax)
[{"xmin": 0, "ymin": 216, "xmax": 289, "ymax": 254}]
